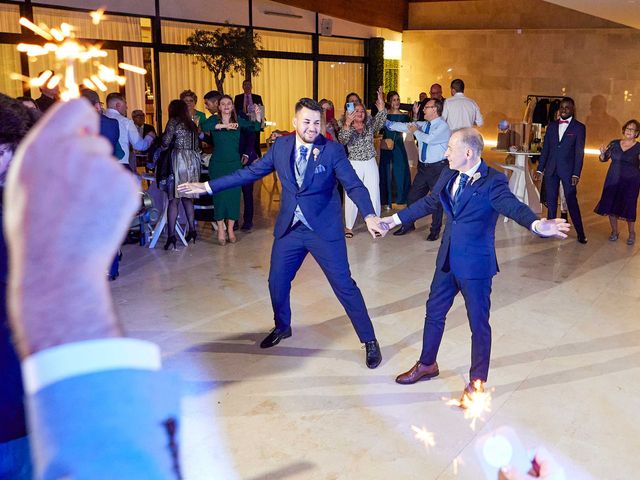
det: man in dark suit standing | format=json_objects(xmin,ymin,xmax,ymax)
[
  {"xmin": 381, "ymin": 128, "xmax": 569, "ymax": 401},
  {"xmin": 234, "ymin": 80, "xmax": 264, "ymax": 231},
  {"xmin": 534, "ymin": 97, "xmax": 587, "ymax": 244},
  {"xmin": 34, "ymin": 70, "xmax": 59, "ymax": 113},
  {"xmin": 179, "ymin": 98, "xmax": 386, "ymax": 368}
]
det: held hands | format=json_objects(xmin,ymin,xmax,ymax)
[
  {"xmin": 365, "ymin": 215, "xmax": 390, "ymax": 239},
  {"xmin": 177, "ymin": 182, "xmax": 208, "ymax": 196},
  {"xmin": 536, "ymin": 218, "xmax": 571, "ymax": 239},
  {"xmin": 408, "ymin": 123, "xmax": 419, "ymax": 135},
  {"xmin": 216, "ymin": 123, "xmax": 239, "ymax": 130}
]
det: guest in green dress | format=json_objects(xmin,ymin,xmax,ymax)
[
  {"xmin": 180, "ymin": 89, "xmax": 207, "ymax": 127},
  {"xmin": 379, "ymin": 91, "xmax": 411, "ymax": 209},
  {"xmin": 203, "ymin": 94, "xmax": 262, "ymax": 245}
]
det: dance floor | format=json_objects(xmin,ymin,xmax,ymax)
[{"xmin": 113, "ymin": 154, "xmax": 639, "ymax": 479}]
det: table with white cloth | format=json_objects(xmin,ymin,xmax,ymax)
[{"xmin": 491, "ymin": 149, "xmax": 542, "ymax": 221}]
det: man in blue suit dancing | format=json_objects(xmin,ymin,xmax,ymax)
[
  {"xmin": 178, "ymin": 97, "xmax": 386, "ymax": 368},
  {"xmin": 381, "ymin": 128, "xmax": 570, "ymax": 401}
]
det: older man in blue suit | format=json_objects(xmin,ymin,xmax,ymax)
[
  {"xmin": 381, "ymin": 128, "xmax": 570, "ymax": 401},
  {"xmin": 534, "ymin": 97, "xmax": 587, "ymax": 243},
  {"xmin": 179, "ymin": 97, "xmax": 386, "ymax": 368}
]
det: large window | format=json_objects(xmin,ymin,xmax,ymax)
[
  {"xmin": 1, "ymin": 44, "xmax": 22, "ymax": 97},
  {"xmin": 318, "ymin": 62, "xmax": 365, "ymax": 117},
  {"xmin": 256, "ymin": 30, "xmax": 312, "ymax": 53},
  {"xmin": 319, "ymin": 37, "xmax": 365, "ymax": 56},
  {"xmin": 161, "ymin": 20, "xmax": 228, "ymax": 45},
  {"xmin": 0, "ymin": 4, "xmax": 20, "ymax": 34}
]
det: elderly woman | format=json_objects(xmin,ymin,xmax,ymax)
[
  {"xmin": 594, "ymin": 119, "xmax": 640, "ymax": 245},
  {"xmin": 337, "ymin": 87, "xmax": 386, "ymax": 238},
  {"xmin": 179, "ymin": 89, "xmax": 206, "ymax": 126},
  {"xmin": 379, "ymin": 90, "xmax": 411, "ymax": 210}
]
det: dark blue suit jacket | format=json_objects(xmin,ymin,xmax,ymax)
[
  {"xmin": 209, "ymin": 134, "xmax": 374, "ymax": 241},
  {"xmin": 398, "ymin": 161, "xmax": 539, "ymax": 279},
  {"xmin": 537, "ymin": 118, "xmax": 586, "ymax": 180},
  {"xmin": 100, "ymin": 114, "xmax": 124, "ymax": 159}
]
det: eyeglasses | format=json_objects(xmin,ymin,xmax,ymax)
[
  {"xmin": 625, "ymin": 127, "xmax": 637, "ymax": 132},
  {"xmin": 424, "ymin": 106, "xmax": 437, "ymax": 109}
]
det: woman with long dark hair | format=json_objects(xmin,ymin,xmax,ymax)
[
  {"xmin": 204, "ymin": 94, "xmax": 262, "ymax": 245},
  {"xmin": 160, "ymin": 99, "xmax": 201, "ymax": 250}
]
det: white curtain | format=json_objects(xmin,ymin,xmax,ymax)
[
  {"xmin": 319, "ymin": 37, "xmax": 364, "ymax": 56},
  {"xmin": 318, "ymin": 62, "xmax": 365, "ymax": 117},
  {"xmin": 161, "ymin": 20, "xmax": 228, "ymax": 45},
  {"xmin": 33, "ymin": 7, "xmax": 142, "ymax": 42},
  {"xmin": 252, "ymin": 58, "xmax": 313, "ymax": 139},
  {"xmin": 0, "ymin": 4, "xmax": 20, "ymax": 33},
  {"xmin": 159, "ymin": 52, "xmax": 244, "ymax": 125},
  {"xmin": 0, "ymin": 44, "xmax": 23, "ymax": 97},
  {"xmin": 255, "ymin": 29, "xmax": 311, "ymax": 53},
  {"xmin": 123, "ymin": 47, "xmax": 146, "ymax": 113}
]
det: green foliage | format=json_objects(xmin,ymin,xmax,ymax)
[
  {"xmin": 186, "ymin": 26, "xmax": 261, "ymax": 94},
  {"xmin": 367, "ymin": 37, "xmax": 384, "ymax": 108},
  {"xmin": 384, "ymin": 59, "xmax": 399, "ymax": 94}
]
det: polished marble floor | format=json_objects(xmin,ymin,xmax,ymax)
[{"xmin": 114, "ymin": 154, "xmax": 639, "ymax": 479}]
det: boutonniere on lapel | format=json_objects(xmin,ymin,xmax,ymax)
[
  {"xmin": 470, "ymin": 172, "xmax": 482, "ymax": 185},
  {"xmin": 312, "ymin": 147, "xmax": 320, "ymax": 162}
]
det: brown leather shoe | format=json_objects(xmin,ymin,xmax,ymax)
[
  {"xmin": 459, "ymin": 380, "xmax": 485, "ymax": 407},
  {"xmin": 395, "ymin": 361, "xmax": 439, "ymax": 384}
]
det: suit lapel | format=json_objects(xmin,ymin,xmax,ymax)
[
  {"xmin": 439, "ymin": 170, "xmax": 457, "ymax": 216},
  {"xmin": 453, "ymin": 160, "xmax": 489, "ymax": 214},
  {"xmin": 300, "ymin": 135, "xmax": 327, "ymax": 192},
  {"xmin": 281, "ymin": 135, "xmax": 296, "ymax": 187}
]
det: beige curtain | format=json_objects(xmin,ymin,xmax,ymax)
[
  {"xmin": 159, "ymin": 52, "xmax": 244, "ymax": 124},
  {"xmin": 319, "ymin": 37, "xmax": 365, "ymax": 56},
  {"xmin": 318, "ymin": 62, "xmax": 365, "ymax": 117},
  {"xmin": 252, "ymin": 59, "xmax": 313, "ymax": 140},
  {"xmin": 123, "ymin": 47, "xmax": 146, "ymax": 113},
  {"xmin": 1, "ymin": 44, "xmax": 23, "ymax": 97},
  {"xmin": 0, "ymin": 4, "xmax": 20, "ymax": 33},
  {"xmin": 161, "ymin": 20, "xmax": 228, "ymax": 45},
  {"xmin": 28, "ymin": 49, "xmax": 119, "ymax": 100},
  {"xmin": 256, "ymin": 30, "xmax": 311, "ymax": 53},
  {"xmin": 33, "ymin": 7, "xmax": 142, "ymax": 42}
]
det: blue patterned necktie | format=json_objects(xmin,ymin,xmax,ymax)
[
  {"xmin": 453, "ymin": 173, "xmax": 470, "ymax": 205},
  {"xmin": 295, "ymin": 145, "xmax": 309, "ymax": 185},
  {"xmin": 420, "ymin": 122, "xmax": 431, "ymax": 163}
]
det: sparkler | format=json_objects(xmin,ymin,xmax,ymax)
[
  {"xmin": 14, "ymin": 10, "xmax": 146, "ymax": 101},
  {"xmin": 445, "ymin": 380, "xmax": 492, "ymax": 431},
  {"xmin": 411, "ymin": 425, "xmax": 436, "ymax": 450}
]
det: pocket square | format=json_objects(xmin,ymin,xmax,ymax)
[{"xmin": 314, "ymin": 164, "xmax": 326, "ymax": 174}]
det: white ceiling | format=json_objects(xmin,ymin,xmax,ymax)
[{"xmin": 546, "ymin": 0, "xmax": 640, "ymax": 29}]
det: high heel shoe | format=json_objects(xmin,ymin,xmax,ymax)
[
  {"xmin": 627, "ymin": 234, "xmax": 636, "ymax": 245},
  {"xmin": 185, "ymin": 231, "xmax": 197, "ymax": 244},
  {"xmin": 164, "ymin": 235, "xmax": 177, "ymax": 250},
  {"xmin": 609, "ymin": 232, "xmax": 619, "ymax": 241},
  {"xmin": 217, "ymin": 235, "xmax": 227, "ymax": 246}
]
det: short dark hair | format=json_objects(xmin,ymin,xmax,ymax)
[
  {"xmin": 560, "ymin": 96, "xmax": 575, "ymax": 106},
  {"xmin": 295, "ymin": 98, "xmax": 322, "ymax": 113},
  {"xmin": 451, "ymin": 79, "xmax": 465, "ymax": 93},
  {"xmin": 0, "ymin": 93, "xmax": 36, "ymax": 151},
  {"xmin": 80, "ymin": 88, "xmax": 100, "ymax": 106},
  {"xmin": 428, "ymin": 98, "xmax": 444, "ymax": 116},
  {"xmin": 106, "ymin": 92, "xmax": 125, "ymax": 107},
  {"xmin": 623, "ymin": 119, "xmax": 640, "ymax": 138},
  {"xmin": 204, "ymin": 90, "xmax": 220, "ymax": 101},
  {"xmin": 179, "ymin": 89, "xmax": 197, "ymax": 103}
]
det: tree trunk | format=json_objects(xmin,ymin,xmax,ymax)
[{"xmin": 215, "ymin": 72, "xmax": 225, "ymax": 95}]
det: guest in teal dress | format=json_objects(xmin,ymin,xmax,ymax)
[{"xmin": 379, "ymin": 91, "xmax": 411, "ymax": 209}]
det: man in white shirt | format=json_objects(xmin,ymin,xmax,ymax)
[
  {"xmin": 4, "ymin": 100, "xmax": 180, "ymax": 478},
  {"xmin": 442, "ymin": 79, "xmax": 484, "ymax": 131},
  {"xmin": 104, "ymin": 92, "xmax": 155, "ymax": 170},
  {"xmin": 386, "ymin": 98, "xmax": 451, "ymax": 240}
]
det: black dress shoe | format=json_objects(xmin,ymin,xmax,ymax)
[
  {"xmin": 577, "ymin": 235, "xmax": 588, "ymax": 244},
  {"xmin": 560, "ymin": 212, "xmax": 568, "ymax": 221},
  {"xmin": 240, "ymin": 223, "xmax": 253, "ymax": 232},
  {"xmin": 364, "ymin": 339, "xmax": 382, "ymax": 369},
  {"xmin": 259, "ymin": 327, "xmax": 292, "ymax": 348},
  {"xmin": 426, "ymin": 231, "xmax": 440, "ymax": 241},
  {"xmin": 393, "ymin": 224, "xmax": 415, "ymax": 236}
]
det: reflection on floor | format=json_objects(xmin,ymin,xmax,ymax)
[{"xmin": 113, "ymin": 154, "xmax": 640, "ymax": 479}]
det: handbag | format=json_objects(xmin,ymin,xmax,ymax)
[{"xmin": 380, "ymin": 138, "xmax": 395, "ymax": 150}]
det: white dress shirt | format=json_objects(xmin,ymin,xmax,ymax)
[
  {"xmin": 558, "ymin": 116, "xmax": 572, "ymax": 141},
  {"xmin": 22, "ymin": 338, "xmax": 161, "ymax": 395},
  {"xmin": 104, "ymin": 108, "xmax": 153, "ymax": 165},
  {"xmin": 386, "ymin": 116, "xmax": 451, "ymax": 164},
  {"xmin": 442, "ymin": 93, "xmax": 484, "ymax": 130}
]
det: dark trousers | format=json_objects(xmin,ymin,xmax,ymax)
[
  {"xmin": 544, "ymin": 172, "xmax": 585, "ymax": 238},
  {"xmin": 241, "ymin": 182, "xmax": 254, "ymax": 227},
  {"xmin": 268, "ymin": 223, "xmax": 376, "ymax": 343},
  {"xmin": 420, "ymin": 268, "xmax": 493, "ymax": 382},
  {"xmin": 406, "ymin": 161, "xmax": 446, "ymax": 233}
]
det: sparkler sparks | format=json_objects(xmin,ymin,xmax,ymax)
[
  {"xmin": 13, "ymin": 11, "xmax": 146, "ymax": 101},
  {"xmin": 411, "ymin": 425, "xmax": 436, "ymax": 450},
  {"xmin": 445, "ymin": 380, "xmax": 492, "ymax": 431}
]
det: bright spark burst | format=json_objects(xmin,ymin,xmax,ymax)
[
  {"xmin": 411, "ymin": 425, "xmax": 436, "ymax": 450},
  {"xmin": 445, "ymin": 380, "xmax": 492, "ymax": 431},
  {"xmin": 13, "ymin": 11, "xmax": 146, "ymax": 101}
]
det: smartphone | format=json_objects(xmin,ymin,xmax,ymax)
[{"xmin": 346, "ymin": 102, "xmax": 355, "ymax": 113}]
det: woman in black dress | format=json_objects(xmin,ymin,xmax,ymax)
[{"xmin": 594, "ymin": 119, "xmax": 640, "ymax": 245}]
